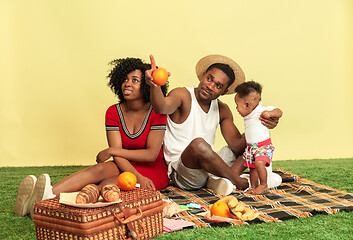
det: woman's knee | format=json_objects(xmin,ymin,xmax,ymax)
[{"xmin": 89, "ymin": 161, "xmax": 118, "ymax": 176}]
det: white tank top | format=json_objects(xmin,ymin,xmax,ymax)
[{"xmin": 164, "ymin": 87, "xmax": 220, "ymax": 175}]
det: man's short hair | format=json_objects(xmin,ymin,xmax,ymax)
[{"xmin": 206, "ymin": 63, "xmax": 235, "ymax": 88}]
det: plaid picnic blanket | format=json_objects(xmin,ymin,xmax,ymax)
[{"xmin": 160, "ymin": 169, "xmax": 353, "ymax": 228}]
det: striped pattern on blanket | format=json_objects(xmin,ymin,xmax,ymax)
[{"xmin": 160, "ymin": 169, "xmax": 353, "ymax": 228}]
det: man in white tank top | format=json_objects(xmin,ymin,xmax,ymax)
[{"xmin": 145, "ymin": 54, "xmax": 282, "ymax": 194}]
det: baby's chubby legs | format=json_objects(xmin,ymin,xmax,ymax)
[{"xmin": 249, "ymin": 160, "xmax": 268, "ymax": 194}]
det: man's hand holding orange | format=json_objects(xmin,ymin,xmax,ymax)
[{"xmin": 145, "ymin": 54, "xmax": 170, "ymax": 87}]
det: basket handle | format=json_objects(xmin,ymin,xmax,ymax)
[{"xmin": 114, "ymin": 207, "xmax": 143, "ymax": 224}]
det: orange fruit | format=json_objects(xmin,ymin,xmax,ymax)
[
  {"xmin": 152, "ymin": 68, "xmax": 168, "ymax": 86},
  {"xmin": 210, "ymin": 200, "xmax": 231, "ymax": 218},
  {"xmin": 117, "ymin": 172, "xmax": 137, "ymax": 191}
]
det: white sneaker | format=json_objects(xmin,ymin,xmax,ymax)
[
  {"xmin": 267, "ymin": 171, "xmax": 282, "ymax": 188},
  {"xmin": 29, "ymin": 174, "xmax": 53, "ymax": 218},
  {"xmin": 14, "ymin": 175, "xmax": 37, "ymax": 216},
  {"xmin": 207, "ymin": 175, "xmax": 234, "ymax": 196}
]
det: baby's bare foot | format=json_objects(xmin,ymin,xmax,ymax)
[
  {"xmin": 245, "ymin": 188, "xmax": 254, "ymax": 194},
  {"xmin": 252, "ymin": 184, "xmax": 268, "ymax": 195}
]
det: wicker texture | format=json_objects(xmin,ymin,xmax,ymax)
[{"xmin": 33, "ymin": 188, "xmax": 164, "ymax": 240}]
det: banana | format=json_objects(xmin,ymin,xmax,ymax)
[
  {"xmin": 233, "ymin": 206, "xmax": 259, "ymax": 221},
  {"xmin": 241, "ymin": 208, "xmax": 254, "ymax": 221},
  {"xmin": 220, "ymin": 196, "xmax": 238, "ymax": 208},
  {"xmin": 231, "ymin": 202, "xmax": 245, "ymax": 212},
  {"xmin": 234, "ymin": 211, "xmax": 243, "ymax": 219}
]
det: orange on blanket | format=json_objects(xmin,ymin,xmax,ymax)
[{"xmin": 210, "ymin": 200, "xmax": 231, "ymax": 218}]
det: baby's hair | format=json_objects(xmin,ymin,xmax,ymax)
[{"xmin": 234, "ymin": 80, "xmax": 262, "ymax": 98}]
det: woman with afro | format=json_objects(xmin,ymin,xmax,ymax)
[{"xmin": 14, "ymin": 57, "xmax": 169, "ymax": 217}]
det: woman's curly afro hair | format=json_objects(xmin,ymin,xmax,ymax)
[{"xmin": 107, "ymin": 57, "xmax": 168, "ymax": 103}]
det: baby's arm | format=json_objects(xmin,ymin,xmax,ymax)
[{"xmin": 261, "ymin": 108, "xmax": 283, "ymax": 120}]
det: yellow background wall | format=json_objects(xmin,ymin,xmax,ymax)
[{"xmin": 1, "ymin": 0, "xmax": 352, "ymax": 167}]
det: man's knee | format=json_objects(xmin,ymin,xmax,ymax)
[
  {"xmin": 188, "ymin": 138, "xmax": 213, "ymax": 160},
  {"xmin": 217, "ymin": 146, "xmax": 237, "ymax": 167}
]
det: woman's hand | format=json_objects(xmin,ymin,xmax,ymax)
[
  {"xmin": 96, "ymin": 148, "xmax": 113, "ymax": 163},
  {"xmin": 137, "ymin": 174, "xmax": 156, "ymax": 190}
]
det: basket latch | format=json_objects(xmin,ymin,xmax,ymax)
[{"xmin": 114, "ymin": 204, "xmax": 146, "ymax": 239}]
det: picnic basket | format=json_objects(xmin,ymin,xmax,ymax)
[{"xmin": 32, "ymin": 187, "xmax": 164, "ymax": 240}]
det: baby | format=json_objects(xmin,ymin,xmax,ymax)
[{"xmin": 234, "ymin": 81, "xmax": 283, "ymax": 194}]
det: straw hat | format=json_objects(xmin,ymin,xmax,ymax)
[{"xmin": 195, "ymin": 54, "xmax": 245, "ymax": 95}]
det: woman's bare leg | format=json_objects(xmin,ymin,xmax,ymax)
[{"xmin": 52, "ymin": 161, "xmax": 120, "ymax": 195}]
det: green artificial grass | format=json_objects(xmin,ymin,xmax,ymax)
[{"xmin": 0, "ymin": 158, "xmax": 352, "ymax": 240}]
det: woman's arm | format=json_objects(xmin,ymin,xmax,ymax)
[
  {"xmin": 96, "ymin": 129, "xmax": 165, "ymax": 163},
  {"xmin": 98, "ymin": 130, "xmax": 156, "ymax": 189}
]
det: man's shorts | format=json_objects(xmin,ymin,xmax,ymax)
[
  {"xmin": 243, "ymin": 138, "xmax": 274, "ymax": 169},
  {"xmin": 170, "ymin": 156, "xmax": 209, "ymax": 190}
]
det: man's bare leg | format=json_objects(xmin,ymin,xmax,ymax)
[
  {"xmin": 181, "ymin": 138, "xmax": 248, "ymax": 190},
  {"xmin": 231, "ymin": 155, "xmax": 249, "ymax": 189}
]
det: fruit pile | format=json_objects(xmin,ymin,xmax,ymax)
[{"xmin": 210, "ymin": 195, "xmax": 259, "ymax": 221}]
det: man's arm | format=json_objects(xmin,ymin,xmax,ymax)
[
  {"xmin": 145, "ymin": 54, "xmax": 186, "ymax": 115},
  {"xmin": 260, "ymin": 108, "xmax": 283, "ymax": 129},
  {"xmin": 219, "ymin": 101, "xmax": 246, "ymax": 155},
  {"xmin": 148, "ymin": 85, "xmax": 184, "ymax": 115}
]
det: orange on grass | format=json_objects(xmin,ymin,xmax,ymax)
[
  {"xmin": 152, "ymin": 68, "xmax": 168, "ymax": 86},
  {"xmin": 117, "ymin": 172, "xmax": 137, "ymax": 191},
  {"xmin": 210, "ymin": 200, "xmax": 231, "ymax": 218}
]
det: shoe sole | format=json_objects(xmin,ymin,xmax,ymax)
[
  {"xmin": 14, "ymin": 175, "xmax": 37, "ymax": 216},
  {"xmin": 29, "ymin": 174, "xmax": 51, "ymax": 218},
  {"xmin": 207, "ymin": 177, "xmax": 234, "ymax": 196}
]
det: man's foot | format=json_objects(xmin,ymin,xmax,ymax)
[
  {"xmin": 207, "ymin": 176, "xmax": 234, "ymax": 196},
  {"xmin": 14, "ymin": 175, "xmax": 37, "ymax": 216},
  {"xmin": 252, "ymin": 184, "xmax": 268, "ymax": 195},
  {"xmin": 29, "ymin": 174, "xmax": 54, "ymax": 218}
]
